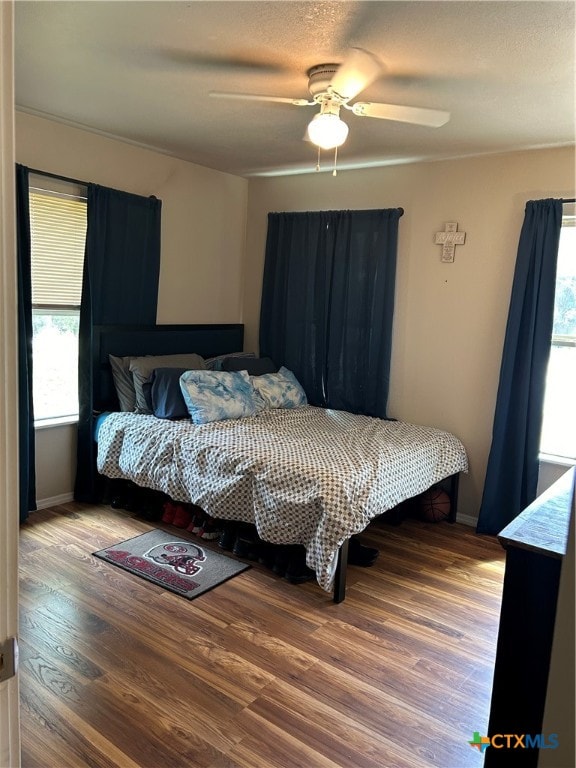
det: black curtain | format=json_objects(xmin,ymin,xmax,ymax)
[
  {"xmin": 259, "ymin": 208, "xmax": 402, "ymax": 417},
  {"xmin": 477, "ymin": 199, "xmax": 562, "ymax": 535},
  {"xmin": 74, "ymin": 184, "xmax": 162, "ymax": 502},
  {"xmin": 16, "ymin": 164, "xmax": 37, "ymax": 523}
]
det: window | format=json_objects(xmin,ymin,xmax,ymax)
[
  {"xmin": 29, "ymin": 177, "xmax": 87, "ymax": 424},
  {"xmin": 540, "ymin": 207, "xmax": 576, "ymax": 460}
]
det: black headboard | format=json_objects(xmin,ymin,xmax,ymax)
[{"xmin": 93, "ymin": 323, "xmax": 244, "ymax": 412}]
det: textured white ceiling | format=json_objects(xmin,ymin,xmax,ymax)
[{"xmin": 14, "ymin": 1, "xmax": 575, "ymax": 177}]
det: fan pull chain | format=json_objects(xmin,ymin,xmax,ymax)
[{"xmin": 314, "ymin": 147, "xmax": 340, "ymax": 176}]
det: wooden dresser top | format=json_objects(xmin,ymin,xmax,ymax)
[{"xmin": 498, "ymin": 467, "xmax": 574, "ymax": 559}]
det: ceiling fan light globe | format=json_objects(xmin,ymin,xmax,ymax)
[{"xmin": 307, "ymin": 113, "xmax": 349, "ymax": 149}]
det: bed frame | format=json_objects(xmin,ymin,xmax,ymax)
[{"xmin": 91, "ymin": 322, "xmax": 461, "ymax": 604}]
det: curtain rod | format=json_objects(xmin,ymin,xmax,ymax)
[
  {"xmin": 562, "ymin": 198, "xmax": 575, "ymax": 204},
  {"xmin": 27, "ymin": 166, "xmax": 89, "ymax": 188}
]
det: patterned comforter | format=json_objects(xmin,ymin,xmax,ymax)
[{"xmin": 97, "ymin": 406, "xmax": 468, "ymax": 591}]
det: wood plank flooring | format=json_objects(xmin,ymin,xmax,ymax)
[{"xmin": 19, "ymin": 503, "xmax": 505, "ymax": 768}]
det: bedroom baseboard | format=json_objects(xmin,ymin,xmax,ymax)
[
  {"xmin": 456, "ymin": 513, "xmax": 477, "ymax": 528},
  {"xmin": 35, "ymin": 492, "xmax": 74, "ymax": 511}
]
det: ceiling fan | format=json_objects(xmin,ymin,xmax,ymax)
[{"xmin": 210, "ymin": 48, "xmax": 450, "ymax": 157}]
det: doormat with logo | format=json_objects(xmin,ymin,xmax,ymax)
[{"xmin": 93, "ymin": 528, "xmax": 250, "ymax": 599}]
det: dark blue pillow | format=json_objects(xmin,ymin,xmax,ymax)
[
  {"xmin": 149, "ymin": 368, "xmax": 189, "ymax": 420},
  {"xmin": 222, "ymin": 356, "xmax": 277, "ymax": 375}
]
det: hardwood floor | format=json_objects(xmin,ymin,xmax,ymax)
[{"xmin": 19, "ymin": 503, "xmax": 504, "ymax": 768}]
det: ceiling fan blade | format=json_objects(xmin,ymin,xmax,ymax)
[
  {"xmin": 329, "ymin": 48, "xmax": 383, "ymax": 102},
  {"xmin": 158, "ymin": 49, "xmax": 288, "ymax": 75},
  {"xmin": 351, "ymin": 101, "xmax": 450, "ymax": 127},
  {"xmin": 209, "ymin": 91, "xmax": 311, "ymax": 106}
]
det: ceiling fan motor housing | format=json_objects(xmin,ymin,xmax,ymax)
[{"xmin": 307, "ymin": 64, "xmax": 339, "ymax": 99}]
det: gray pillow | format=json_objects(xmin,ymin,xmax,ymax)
[
  {"xmin": 109, "ymin": 355, "xmax": 137, "ymax": 412},
  {"xmin": 129, "ymin": 354, "xmax": 207, "ymax": 413}
]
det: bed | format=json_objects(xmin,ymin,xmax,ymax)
[{"xmin": 91, "ymin": 323, "xmax": 468, "ymax": 602}]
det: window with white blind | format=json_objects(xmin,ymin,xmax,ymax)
[
  {"xmin": 29, "ymin": 177, "xmax": 87, "ymax": 424},
  {"xmin": 540, "ymin": 207, "xmax": 576, "ymax": 461}
]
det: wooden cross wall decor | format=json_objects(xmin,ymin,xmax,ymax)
[{"xmin": 435, "ymin": 222, "xmax": 466, "ymax": 262}]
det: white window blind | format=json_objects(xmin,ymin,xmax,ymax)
[{"xmin": 29, "ymin": 190, "xmax": 87, "ymax": 307}]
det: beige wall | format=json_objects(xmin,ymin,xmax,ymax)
[
  {"xmin": 34, "ymin": 425, "xmax": 77, "ymax": 506},
  {"xmin": 16, "ymin": 112, "xmax": 248, "ymax": 504},
  {"xmin": 244, "ymin": 147, "xmax": 575, "ymax": 521}
]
